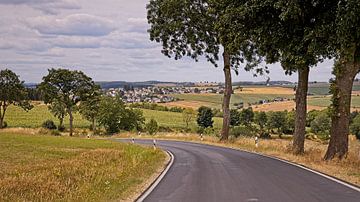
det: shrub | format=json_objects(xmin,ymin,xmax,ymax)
[
  {"xmin": 146, "ymin": 119, "xmax": 159, "ymax": 135},
  {"xmin": 310, "ymin": 110, "xmax": 330, "ymax": 135},
  {"xmin": 51, "ymin": 130, "xmax": 61, "ymax": 136},
  {"xmin": 230, "ymin": 109, "xmax": 241, "ymax": 126},
  {"xmin": 42, "ymin": 120, "xmax": 57, "ymax": 130},
  {"xmin": 230, "ymin": 126, "xmax": 257, "ymax": 138},
  {"xmin": 239, "ymin": 107, "xmax": 254, "ymax": 126},
  {"xmin": 350, "ymin": 114, "xmax": 360, "ymax": 140},
  {"xmin": 197, "ymin": 106, "xmax": 213, "ymax": 128},
  {"xmin": 1, "ymin": 121, "xmax": 8, "ymax": 128},
  {"xmin": 58, "ymin": 125, "xmax": 65, "ymax": 132}
]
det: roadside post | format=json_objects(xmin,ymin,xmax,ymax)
[
  {"xmin": 200, "ymin": 133, "xmax": 203, "ymax": 141},
  {"xmin": 255, "ymin": 136, "xmax": 259, "ymax": 148},
  {"xmin": 132, "ymin": 137, "xmax": 135, "ymax": 144},
  {"xmin": 153, "ymin": 139, "xmax": 157, "ymax": 150}
]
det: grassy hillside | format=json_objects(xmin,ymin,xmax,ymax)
[
  {"xmin": 308, "ymin": 96, "xmax": 360, "ymax": 108},
  {"xmin": 5, "ymin": 104, "xmax": 222, "ymax": 130},
  {"xmin": 0, "ymin": 132, "xmax": 165, "ymax": 201}
]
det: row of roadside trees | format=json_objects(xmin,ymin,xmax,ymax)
[{"xmin": 147, "ymin": 0, "xmax": 360, "ymax": 160}]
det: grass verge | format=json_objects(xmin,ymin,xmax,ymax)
[
  {"xmin": 0, "ymin": 130, "xmax": 166, "ymax": 201},
  {"xmin": 116, "ymin": 132, "xmax": 360, "ymax": 186}
]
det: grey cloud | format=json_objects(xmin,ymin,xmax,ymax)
[
  {"xmin": 127, "ymin": 18, "xmax": 148, "ymax": 33},
  {"xmin": 28, "ymin": 14, "xmax": 116, "ymax": 36},
  {"xmin": 0, "ymin": 0, "xmax": 80, "ymax": 14}
]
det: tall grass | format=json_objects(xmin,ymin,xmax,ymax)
[{"xmin": 0, "ymin": 132, "xmax": 165, "ymax": 201}]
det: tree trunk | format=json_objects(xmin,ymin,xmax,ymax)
[
  {"xmin": 324, "ymin": 59, "xmax": 360, "ymax": 160},
  {"xmin": 292, "ymin": 66, "xmax": 310, "ymax": 155},
  {"xmin": 59, "ymin": 117, "xmax": 64, "ymax": 128},
  {"xmin": 69, "ymin": 109, "xmax": 73, "ymax": 136},
  {"xmin": 92, "ymin": 118, "xmax": 96, "ymax": 132},
  {"xmin": 0, "ymin": 104, "xmax": 6, "ymax": 129},
  {"xmin": 220, "ymin": 50, "xmax": 232, "ymax": 141}
]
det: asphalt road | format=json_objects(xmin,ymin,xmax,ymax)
[{"xmin": 118, "ymin": 139, "xmax": 360, "ymax": 202}]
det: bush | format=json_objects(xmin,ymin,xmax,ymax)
[
  {"xmin": 1, "ymin": 121, "xmax": 8, "ymax": 128},
  {"xmin": 197, "ymin": 106, "xmax": 213, "ymax": 128},
  {"xmin": 51, "ymin": 130, "xmax": 61, "ymax": 136},
  {"xmin": 146, "ymin": 119, "xmax": 159, "ymax": 135},
  {"xmin": 310, "ymin": 110, "xmax": 330, "ymax": 134},
  {"xmin": 239, "ymin": 108, "xmax": 254, "ymax": 126},
  {"xmin": 230, "ymin": 126, "xmax": 257, "ymax": 138},
  {"xmin": 230, "ymin": 109, "xmax": 241, "ymax": 126},
  {"xmin": 58, "ymin": 125, "xmax": 65, "ymax": 132},
  {"xmin": 42, "ymin": 120, "xmax": 57, "ymax": 130},
  {"xmin": 350, "ymin": 114, "xmax": 360, "ymax": 140}
]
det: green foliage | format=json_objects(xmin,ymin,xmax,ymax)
[
  {"xmin": 129, "ymin": 102, "xmax": 184, "ymax": 113},
  {"xmin": 310, "ymin": 110, "xmax": 331, "ymax": 134},
  {"xmin": 239, "ymin": 108, "xmax": 254, "ymax": 126},
  {"xmin": 48, "ymin": 100, "xmax": 66, "ymax": 128},
  {"xmin": 42, "ymin": 120, "xmax": 57, "ymax": 130},
  {"xmin": 267, "ymin": 111, "xmax": 287, "ymax": 134},
  {"xmin": 182, "ymin": 108, "xmax": 196, "ymax": 128},
  {"xmin": 146, "ymin": 118, "xmax": 159, "ymax": 135},
  {"xmin": 306, "ymin": 110, "xmax": 321, "ymax": 127},
  {"xmin": 38, "ymin": 68, "xmax": 98, "ymax": 135},
  {"xmin": 97, "ymin": 96, "xmax": 125, "ymax": 135},
  {"xmin": 283, "ymin": 111, "xmax": 295, "ymax": 134},
  {"xmin": 350, "ymin": 114, "xmax": 360, "ymax": 140},
  {"xmin": 0, "ymin": 69, "xmax": 33, "ymax": 128},
  {"xmin": 197, "ymin": 106, "xmax": 214, "ymax": 128},
  {"xmin": 254, "ymin": 111, "xmax": 267, "ymax": 130},
  {"xmin": 79, "ymin": 91, "xmax": 102, "ymax": 131},
  {"xmin": 120, "ymin": 108, "xmax": 145, "ymax": 131},
  {"xmin": 230, "ymin": 125, "xmax": 257, "ymax": 138},
  {"xmin": 230, "ymin": 109, "xmax": 241, "ymax": 126}
]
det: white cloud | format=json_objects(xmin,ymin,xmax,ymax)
[{"xmin": 28, "ymin": 14, "xmax": 116, "ymax": 36}]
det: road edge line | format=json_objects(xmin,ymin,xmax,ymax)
[{"xmin": 136, "ymin": 150, "xmax": 175, "ymax": 202}]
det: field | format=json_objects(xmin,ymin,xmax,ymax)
[
  {"xmin": 308, "ymin": 95, "xmax": 360, "ymax": 110},
  {"xmin": 167, "ymin": 87, "xmax": 295, "ymax": 109},
  {"xmin": 0, "ymin": 131, "xmax": 166, "ymax": 201},
  {"xmin": 5, "ymin": 104, "xmax": 222, "ymax": 130}
]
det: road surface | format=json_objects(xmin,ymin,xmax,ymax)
[{"xmin": 117, "ymin": 139, "xmax": 360, "ymax": 202}]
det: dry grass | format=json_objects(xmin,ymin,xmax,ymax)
[
  {"xmin": 252, "ymin": 100, "xmax": 325, "ymax": 112},
  {"xmin": 160, "ymin": 100, "xmax": 209, "ymax": 109},
  {"xmin": 0, "ymin": 130, "xmax": 166, "ymax": 201},
  {"xmin": 117, "ymin": 133, "xmax": 360, "ymax": 186},
  {"xmin": 235, "ymin": 87, "xmax": 295, "ymax": 95}
]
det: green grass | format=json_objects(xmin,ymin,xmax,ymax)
[
  {"xmin": 6, "ymin": 104, "xmax": 90, "ymax": 128},
  {"xmin": 308, "ymin": 96, "xmax": 360, "ymax": 108},
  {"xmin": 5, "ymin": 104, "xmax": 222, "ymax": 130},
  {"xmin": 0, "ymin": 132, "xmax": 165, "ymax": 201},
  {"xmin": 171, "ymin": 93, "xmax": 294, "ymax": 109}
]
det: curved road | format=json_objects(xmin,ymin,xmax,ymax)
[{"xmin": 118, "ymin": 139, "xmax": 360, "ymax": 202}]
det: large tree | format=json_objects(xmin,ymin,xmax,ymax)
[
  {"xmin": 79, "ymin": 88, "xmax": 101, "ymax": 133},
  {"xmin": 38, "ymin": 69, "xmax": 97, "ymax": 136},
  {"xmin": 324, "ymin": 0, "xmax": 360, "ymax": 160},
  {"xmin": 218, "ymin": 0, "xmax": 335, "ymax": 154},
  {"xmin": 0, "ymin": 69, "xmax": 32, "ymax": 128},
  {"xmin": 147, "ymin": 0, "xmax": 261, "ymax": 140}
]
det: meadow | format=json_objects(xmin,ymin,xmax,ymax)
[
  {"xmin": 0, "ymin": 131, "xmax": 165, "ymax": 201},
  {"xmin": 307, "ymin": 96, "xmax": 360, "ymax": 109},
  {"xmin": 5, "ymin": 103, "xmax": 222, "ymax": 130}
]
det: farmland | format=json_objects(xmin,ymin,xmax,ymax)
[
  {"xmin": 5, "ymin": 104, "xmax": 222, "ymax": 130},
  {"xmin": 0, "ymin": 131, "xmax": 165, "ymax": 201}
]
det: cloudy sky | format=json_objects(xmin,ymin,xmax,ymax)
[{"xmin": 0, "ymin": 0, "xmax": 335, "ymax": 83}]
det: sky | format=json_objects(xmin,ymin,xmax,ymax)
[{"xmin": 0, "ymin": 0, "xmax": 336, "ymax": 83}]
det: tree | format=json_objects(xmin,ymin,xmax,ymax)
[
  {"xmin": 267, "ymin": 111, "xmax": 287, "ymax": 138},
  {"xmin": 254, "ymin": 111, "xmax": 267, "ymax": 131},
  {"xmin": 120, "ymin": 108, "xmax": 145, "ymax": 131},
  {"xmin": 0, "ymin": 69, "xmax": 32, "ymax": 128},
  {"xmin": 239, "ymin": 108, "xmax": 254, "ymax": 127},
  {"xmin": 146, "ymin": 118, "xmax": 159, "ymax": 135},
  {"xmin": 197, "ymin": 106, "xmax": 213, "ymax": 128},
  {"xmin": 97, "ymin": 96, "xmax": 126, "ymax": 134},
  {"xmin": 230, "ymin": 109, "xmax": 241, "ymax": 126},
  {"xmin": 219, "ymin": 0, "xmax": 336, "ymax": 154},
  {"xmin": 310, "ymin": 111, "xmax": 331, "ymax": 136},
  {"xmin": 147, "ymin": 0, "xmax": 261, "ymax": 140},
  {"xmin": 48, "ymin": 100, "xmax": 66, "ymax": 130},
  {"xmin": 38, "ymin": 69, "xmax": 97, "ymax": 136},
  {"xmin": 324, "ymin": 0, "xmax": 360, "ymax": 160},
  {"xmin": 182, "ymin": 108, "xmax": 196, "ymax": 128},
  {"xmin": 79, "ymin": 89, "xmax": 101, "ymax": 132}
]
